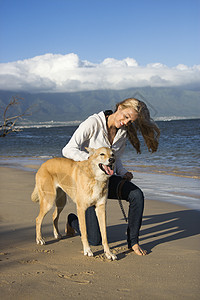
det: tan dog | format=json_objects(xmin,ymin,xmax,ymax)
[{"xmin": 31, "ymin": 147, "xmax": 117, "ymax": 260}]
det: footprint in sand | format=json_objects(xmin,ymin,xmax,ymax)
[
  {"xmin": 0, "ymin": 252, "xmax": 9, "ymax": 261},
  {"xmin": 117, "ymin": 288, "xmax": 131, "ymax": 292},
  {"xmin": 22, "ymin": 271, "xmax": 45, "ymax": 276},
  {"xmin": 0, "ymin": 280, "xmax": 9, "ymax": 286},
  {"xmin": 93, "ymin": 246, "xmax": 129, "ymax": 261},
  {"xmin": 58, "ymin": 270, "xmax": 95, "ymax": 284},
  {"xmin": 34, "ymin": 249, "xmax": 54, "ymax": 254},
  {"xmin": 19, "ymin": 259, "xmax": 38, "ymax": 264}
]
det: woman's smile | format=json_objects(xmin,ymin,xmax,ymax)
[{"xmin": 116, "ymin": 107, "xmax": 139, "ymax": 128}]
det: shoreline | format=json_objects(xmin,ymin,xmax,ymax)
[
  {"xmin": 0, "ymin": 166, "xmax": 200, "ymax": 299},
  {"xmin": 1, "ymin": 156, "xmax": 199, "ymax": 211},
  {"xmin": 1, "ymin": 154, "xmax": 199, "ymax": 179},
  {"xmin": 12, "ymin": 116, "xmax": 200, "ymax": 128}
]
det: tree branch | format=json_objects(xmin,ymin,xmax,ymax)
[{"xmin": 0, "ymin": 97, "xmax": 33, "ymax": 137}]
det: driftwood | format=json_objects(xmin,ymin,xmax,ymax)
[{"xmin": 0, "ymin": 97, "xmax": 32, "ymax": 137}]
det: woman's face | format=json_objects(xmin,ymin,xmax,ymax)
[{"xmin": 114, "ymin": 106, "xmax": 138, "ymax": 128}]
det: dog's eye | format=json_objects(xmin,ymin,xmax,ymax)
[{"xmin": 100, "ymin": 153, "xmax": 105, "ymax": 156}]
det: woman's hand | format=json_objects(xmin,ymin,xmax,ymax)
[{"xmin": 123, "ymin": 172, "xmax": 133, "ymax": 181}]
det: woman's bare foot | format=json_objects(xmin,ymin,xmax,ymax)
[{"xmin": 132, "ymin": 244, "xmax": 147, "ymax": 256}]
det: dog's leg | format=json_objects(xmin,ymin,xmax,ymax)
[
  {"xmin": 77, "ymin": 207, "xmax": 93, "ymax": 257},
  {"xmin": 36, "ymin": 199, "xmax": 54, "ymax": 245},
  {"xmin": 36, "ymin": 183, "xmax": 56, "ymax": 245},
  {"xmin": 95, "ymin": 203, "xmax": 117, "ymax": 260},
  {"xmin": 52, "ymin": 188, "xmax": 66, "ymax": 240}
]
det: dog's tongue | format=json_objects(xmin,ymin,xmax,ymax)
[{"xmin": 103, "ymin": 165, "xmax": 114, "ymax": 176}]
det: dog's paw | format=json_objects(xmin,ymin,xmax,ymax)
[
  {"xmin": 105, "ymin": 251, "xmax": 117, "ymax": 260},
  {"xmin": 36, "ymin": 238, "xmax": 46, "ymax": 245},
  {"xmin": 84, "ymin": 248, "xmax": 94, "ymax": 257},
  {"xmin": 54, "ymin": 232, "xmax": 62, "ymax": 240}
]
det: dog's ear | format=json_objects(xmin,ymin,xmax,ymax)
[{"xmin": 85, "ymin": 147, "xmax": 95, "ymax": 156}]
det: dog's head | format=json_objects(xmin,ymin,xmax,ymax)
[{"xmin": 86, "ymin": 147, "xmax": 115, "ymax": 177}]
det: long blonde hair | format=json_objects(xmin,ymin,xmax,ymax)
[{"xmin": 115, "ymin": 98, "xmax": 160, "ymax": 153}]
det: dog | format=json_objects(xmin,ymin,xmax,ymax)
[{"xmin": 31, "ymin": 147, "xmax": 117, "ymax": 260}]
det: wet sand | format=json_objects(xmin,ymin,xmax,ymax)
[{"xmin": 0, "ymin": 166, "xmax": 200, "ymax": 299}]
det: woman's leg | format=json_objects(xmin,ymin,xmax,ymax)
[
  {"xmin": 108, "ymin": 176, "xmax": 146, "ymax": 255},
  {"xmin": 67, "ymin": 175, "xmax": 146, "ymax": 253},
  {"xmin": 67, "ymin": 206, "xmax": 102, "ymax": 246},
  {"xmin": 86, "ymin": 206, "xmax": 102, "ymax": 245}
]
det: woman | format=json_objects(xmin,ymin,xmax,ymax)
[{"xmin": 62, "ymin": 98, "xmax": 160, "ymax": 256}]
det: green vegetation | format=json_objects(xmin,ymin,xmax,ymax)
[{"xmin": 0, "ymin": 87, "xmax": 199, "ymax": 123}]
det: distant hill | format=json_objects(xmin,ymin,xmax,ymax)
[{"xmin": 0, "ymin": 87, "xmax": 199, "ymax": 124}]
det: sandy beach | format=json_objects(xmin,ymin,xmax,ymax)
[{"xmin": 0, "ymin": 166, "xmax": 200, "ymax": 299}]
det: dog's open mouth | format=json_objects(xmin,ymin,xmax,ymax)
[{"xmin": 99, "ymin": 163, "xmax": 114, "ymax": 176}]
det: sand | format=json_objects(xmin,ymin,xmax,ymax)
[{"xmin": 0, "ymin": 166, "xmax": 200, "ymax": 299}]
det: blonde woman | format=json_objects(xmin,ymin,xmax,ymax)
[{"xmin": 62, "ymin": 98, "xmax": 160, "ymax": 256}]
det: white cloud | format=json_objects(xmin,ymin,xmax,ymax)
[
  {"xmin": 100, "ymin": 57, "xmax": 138, "ymax": 68},
  {"xmin": 0, "ymin": 53, "xmax": 199, "ymax": 92}
]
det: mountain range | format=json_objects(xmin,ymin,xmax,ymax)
[{"xmin": 0, "ymin": 86, "xmax": 199, "ymax": 124}]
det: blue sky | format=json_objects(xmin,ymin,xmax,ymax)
[
  {"xmin": 0, "ymin": 0, "xmax": 199, "ymax": 93},
  {"xmin": 0, "ymin": 0, "xmax": 199, "ymax": 66}
]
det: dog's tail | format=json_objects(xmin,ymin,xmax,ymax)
[{"xmin": 31, "ymin": 185, "xmax": 39, "ymax": 203}]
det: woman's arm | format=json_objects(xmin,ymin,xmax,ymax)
[
  {"xmin": 62, "ymin": 116, "xmax": 97, "ymax": 161},
  {"xmin": 62, "ymin": 113, "xmax": 130, "ymax": 178},
  {"xmin": 115, "ymin": 157, "xmax": 129, "ymax": 177}
]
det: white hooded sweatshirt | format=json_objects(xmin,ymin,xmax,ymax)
[{"xmin": 62, "ymin": 111, "xmax": 128, "ymax": 176}]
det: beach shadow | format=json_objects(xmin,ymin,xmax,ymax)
[
  {"xmin": 1, "ymin": 209, "xmax": 199, "ymax": 260},
  {"xmin": 106, "ymin": 209, "xmax": 200, "ymax": 254},
  {"xmin": 140, "ymin": 209, "xmax": 200, "ymax": 253}
]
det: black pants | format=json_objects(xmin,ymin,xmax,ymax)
[{"xmin": 69, "ymin": 175, "xmax": 144, "ymax": 248}]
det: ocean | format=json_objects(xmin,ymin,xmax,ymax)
[{"xmin": 0, "ymin": 118, "xmax": 200, "ymax": 210}]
